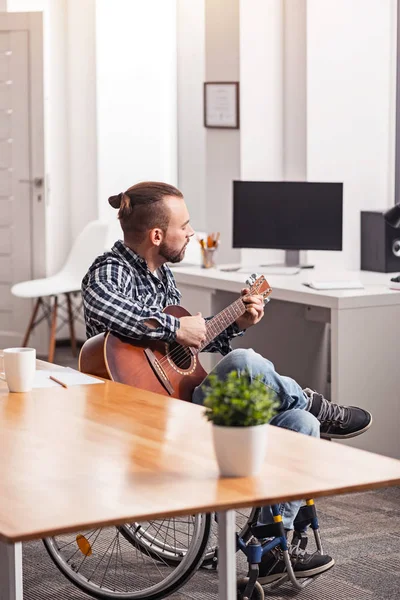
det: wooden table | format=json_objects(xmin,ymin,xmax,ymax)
[{"xmin": 1, "ymin": 357, "xmax": 400, "ymax": 600}]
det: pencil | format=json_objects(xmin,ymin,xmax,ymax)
[{"xmin": 49, "ymin": 375, "xmax": 68, "ymax": 389}]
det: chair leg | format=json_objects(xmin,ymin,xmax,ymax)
[
  {"xmin": 66, "ymin": 292, "xmax": 77, "ymax": 357},
  {"xmin": 48, "ymin": 296, "xmax": 58, "ymax": 363},
  {"xmin": 22, "ymin": 298, "xmax": 42, "ymax": 347}
]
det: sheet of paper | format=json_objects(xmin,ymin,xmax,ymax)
[
  {"xmin": 33, "ymin": 370, "xmax": 64, "ymax": 388},
  {"xmin": 53, "ymin": 367, "xmax": 105, "ymax": 386},
  {"xmin": 33, "ymin": 368, "xmax": 104, "ymax": 388}
]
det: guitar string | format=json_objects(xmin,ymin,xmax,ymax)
[
  {"xmin": 155, "ymin": 280, "xmax": 269, "ymax": 371},
  {"xmin": 153, "ymin": 298, "xmax": 245, "ymax": 372},
  {"xmin": 156, "ymin": 298, "xmax": 246, "ymax": 372},
  {"xmin": 156, "ymin": 280, "xmax": 269, "ymax": 371}
]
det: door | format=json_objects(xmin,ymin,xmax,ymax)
[{"xmin": 0, "ymin": 12, "xmax": 45, "ymax": 348}]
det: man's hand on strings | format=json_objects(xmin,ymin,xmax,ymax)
[{"xmin": 235, "ymin": 288, "xmax": 265, "ymax": 330}]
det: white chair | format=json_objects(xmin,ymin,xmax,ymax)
[{"xmin": 11, "ymin": 220, "xmax": 109, "ymax": 363}]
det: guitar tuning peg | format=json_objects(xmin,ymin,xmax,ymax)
[
  {"xmin": 251, "ymin": 272, "xmax": 259, "ymax": 280},
  {"xmin": 245, "ymin": 275, "xmax": 255, "ymax": 287}
]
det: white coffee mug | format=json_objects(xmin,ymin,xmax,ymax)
[{"xmin": 0, "ymin": 347, "xmax": 36, "ymax": 392}]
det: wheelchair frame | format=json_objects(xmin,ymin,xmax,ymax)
[{"xmin": 234, "ymin": 500, "xmax": 324, "ymax": 600}]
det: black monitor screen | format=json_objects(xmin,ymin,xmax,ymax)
[{"xmin": 233, "ymin": 181, "xmax": 343, "ymax": 251}]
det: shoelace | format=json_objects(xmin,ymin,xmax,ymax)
[{"xmin": 317, "ymin": 396, "xmax": 348, "ymax": 424}]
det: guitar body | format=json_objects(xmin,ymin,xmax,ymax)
[{"xmin": 79, "ymin": 305, "xmax": 208, "ymax": 402}]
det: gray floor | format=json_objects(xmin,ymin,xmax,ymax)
[
  {"xmin": 44, "ymin": 343, "xmax": 81, "ymax": 370},
  {"xmin": 26, "ymin": 346, "xmax": 399, "ymax": 600}
]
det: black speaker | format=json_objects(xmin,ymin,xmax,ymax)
[{"xmin": 361, "ymin": 211, "xmax": 400, "ymax": 272}]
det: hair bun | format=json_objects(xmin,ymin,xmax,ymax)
[{"xmin": 108, "ymin": 192, "xmax": 123, "ymax": 209}]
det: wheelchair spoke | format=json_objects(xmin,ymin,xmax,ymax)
[
  {"xmin": 98, "ymin": 534, "xmax": 119, "ymax": 589},
  {"xmin": 76, "ymin": 528, "xmax": 106, "ymax": 578},
  {"xmin": 142, "ymin": 518, "xmax": 167, "ymax": 550},
  {"xmin": 129, "ymin": 516, "xmax": 197, "ymax": 556},
  {"xmin": 116, "ymin": 531, "xmax": 129, "ymax": 593}
]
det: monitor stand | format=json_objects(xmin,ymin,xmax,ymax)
[
  {"xmin": 260, "ymin": 250, "xmax": 314, "ymax": 269},
  {"xmin": 219, "ymin": 251, "xmax": 314, "ymax": 275}
]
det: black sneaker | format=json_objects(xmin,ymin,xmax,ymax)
[
  {"xmin": 304, "ymin": 389, "xmax": 372, "ymax": 439},
  {"xmin": 257, "ymin": 544, "xmax": 335, "ymax": 584}
]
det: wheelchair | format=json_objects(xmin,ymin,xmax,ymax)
[{"xmin": 43, "ymin": 500, "xmax": 324, "ymax": 600}]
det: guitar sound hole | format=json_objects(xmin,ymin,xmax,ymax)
[{"xmin": 168, "ymin": 342, "xmax": 193, "ymax": 370}]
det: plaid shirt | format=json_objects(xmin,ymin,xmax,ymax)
[{"xmin": 81, "ymin": 240, "xmax": 243, "ymax": 355}]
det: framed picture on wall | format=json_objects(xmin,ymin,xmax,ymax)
[{"xmin": 204, "ymin": 82, "xmax": 239, "ymax": 129}]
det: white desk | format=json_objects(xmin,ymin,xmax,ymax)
[{"xmin": 172, "ymin": 265, "xmax": 400, "ymax": 459}]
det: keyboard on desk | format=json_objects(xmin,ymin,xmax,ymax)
[
  {"xmin": 219, "ymin": 265, "xmax": 300, "ymax": 276},
  {"xmin": 304, "ymin": 280, "xmax": 364, "ymax": 290}
]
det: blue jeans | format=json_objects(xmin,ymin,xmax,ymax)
[{"xmin": 192, "ymin": 348, "xmax": 320, "ymax": 530}]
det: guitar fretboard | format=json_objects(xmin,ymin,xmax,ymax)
[{"xmin": 196, "ymin": 298, "xmax": 246, "ymax": 353}]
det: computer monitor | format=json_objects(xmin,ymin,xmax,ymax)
[{"xmin": 233, "ymin": 181, "xmax": 343, "ymax": 267}]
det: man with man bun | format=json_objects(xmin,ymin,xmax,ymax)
[{"xmin": 82, "ymin": 181, "xmax": 372, "ymax": 584}]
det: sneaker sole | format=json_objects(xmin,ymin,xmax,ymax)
[
  {"xmin": 320, "ymin": 414, "xmax": 373, "ymax": 440},
  {"xmin": 258, "ymin": 557, "xmax": 335, "ymax": 584}
]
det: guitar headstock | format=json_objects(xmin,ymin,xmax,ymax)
[{"xmin": 245, "ymin": 273, "xmax": 272, "ymax": 304}]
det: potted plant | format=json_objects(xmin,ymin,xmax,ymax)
[{"xmin": 203, "ymin": 369, "xmax": 279, "ymax": 477}]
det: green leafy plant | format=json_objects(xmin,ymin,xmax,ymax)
[{"xmin": 203, "ymin": 369, "xmax": 279, "ymax": 427}]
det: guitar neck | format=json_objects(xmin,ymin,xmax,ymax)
[{"xmin": 197, "ymin": 298, "xmax": 246, "ymax": 352}]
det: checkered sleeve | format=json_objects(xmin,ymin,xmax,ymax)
[{"xmin": 82, "ymin": 260, "xmax": 180, "ymax": 342}]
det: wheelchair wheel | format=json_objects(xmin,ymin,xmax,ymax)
[
  {"xmin": 43, "ymin": 513, "xmax": 211, "ymax": 600},
  {"xmin": 237, "ymin": 577, "xmax": 264, "ymax": 600},
  {"xmin": 202, "ymin": 507, "xmax": 260, "ymax": 567}
]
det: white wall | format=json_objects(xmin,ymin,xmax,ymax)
[
  {"xmin": 178, "ymin": 0, "xmax": 397, "ymax": 272},
  {"xmin": 177, "ymin": 0, "xmax": 206, "ymax": 232},
  {"xmin": 239, "ymin": 0, "xmax": 284, "ymax": 267},
  {"xmin": 307, "ymin": 0, "xmax": 397, "ymax": 270},
  {"xmin": 6, "ymin": 0, "xmax": 40, "ymax": 10},
  {"xmin": 96, "ymin": 0, "xmax": 178, "ymax": 244},
  {"xmin": 67, "ymin": 0, "xmax": 98, "ymax": 241},
  {"xmin": 44, "ymin": 0, "xmax": 70, "ymax": 274},
  {"xmin": 283, "ymin": 0, "xmax": 307, "ymax": 181},
  {"xmin": 205, "ymin": 0, "xmax": 241, "ymax": 265}
]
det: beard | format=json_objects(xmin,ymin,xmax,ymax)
[{"xmin": 159, "ymin": 240, "xmax": 188, "ymax": 263}]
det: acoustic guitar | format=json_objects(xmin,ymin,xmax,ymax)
[{"xmin": 79, "ymin": 274, "xmax": 272, "ymax": 402}]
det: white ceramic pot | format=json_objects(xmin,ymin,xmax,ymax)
[{"xmin": 212, "ymin": 423, "xmax": 269, "ymax": 477}]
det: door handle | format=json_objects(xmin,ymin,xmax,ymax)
[{"xmin": 18, "ymin": 177, "xmax": 44, "ymax": 188}]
